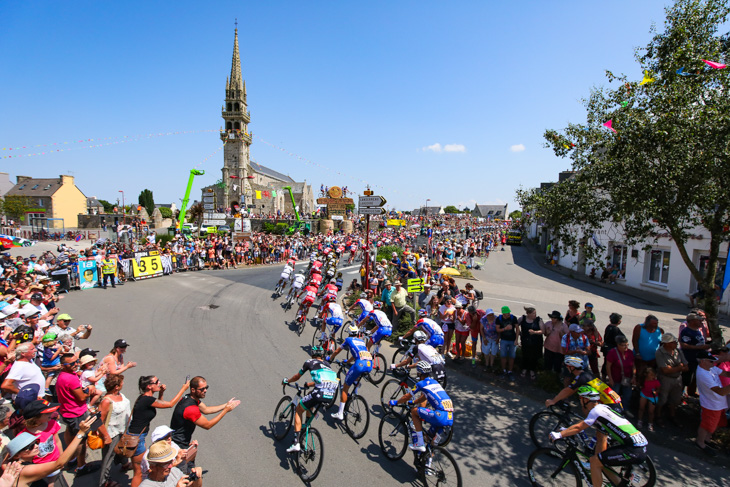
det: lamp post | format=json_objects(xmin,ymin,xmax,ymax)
[
  {"xmin": 424, "ymin": 198, "xmax": 430, "ymax": 217},
  {"xmin": 118, "ymin": 190, "xmax": 125, "ymax": 224}
]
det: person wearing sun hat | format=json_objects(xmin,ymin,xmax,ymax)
[
  {"xmin": 18, "ymin": 399, "xmax": 63, "ymax": 474},
  {"xmin": 695, "ymin": 350, "xmax": 730, "ymax": 456},
  {"xmin": 140, "ymin": 440, "xmax": 202, "ymax": 487}
]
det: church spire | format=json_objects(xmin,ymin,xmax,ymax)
[{"xmin": 229, "ymin": 25, "xmax": 243, "ymax": 91}]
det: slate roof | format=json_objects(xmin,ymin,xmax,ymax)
[
  {"xmin": 87, "ymin": 197, "xmax": 104, "ymax": 208},
  {"xmin": 6, "ymin": 178, "xmax": 64, "ymax": 197},
  {"xmin": 249, "ymin": 161, "xmax": 295, "ymax": 183},
  {"xmin": 473, "ymin": 204, "xmax": 508, "ymax": 218}
]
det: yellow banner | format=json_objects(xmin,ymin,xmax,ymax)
[
  {"xmin": 256, "ymin": 190, "xmax": 261, "ymax": 199},
  {"xmin": 387, "ymin": 219, "xmax": 406, "ymax": 226}
]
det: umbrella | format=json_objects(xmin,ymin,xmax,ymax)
[{"xmin": 437, "ymin": 266, "xmax": 460, "ymax": 276}]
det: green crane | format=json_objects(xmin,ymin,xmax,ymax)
[
  {"xmin": 178, "ymin": 169, "xmax": 205, "ymax": 231},
  {"xmin": 282, "ymin": 185, "xmax": 305, "ymax": 235}
]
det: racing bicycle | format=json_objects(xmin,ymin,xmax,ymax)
[
  {"xmin": 526, "ymin": 436, "xmax": 656, "ymax": 487},
  {"xmin": 331, "ymin": 360, "xmax": 370, "ymax": 440},
  {"xmin": 530, "ymin": 402, "xmax": 593, "ymax": 453},
  {"xmin": 271, "ymin": 383, "xmax": 329, "ymax": 482},
  {"xmin": 378, "ymin": 403, "xmax": 462, "ymax": 487}
]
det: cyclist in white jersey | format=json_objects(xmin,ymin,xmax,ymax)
[
  {"xmin": 391, "ymin": 331, "xmax": 447, "ymax": 384},
  {"xmin": 318, "ymin": 300, "xmax": 345, "ymax": 341},
  {"xmin": 347, "ymin": 293, "xmax": 374, "ymax": 322},
  {"xmin": 277, "ymin": 265, "xmax": 293, "ymax": 291},
  {"xmin": 286, "ymin": 272, "xmax": 307, "ymax": 301}
]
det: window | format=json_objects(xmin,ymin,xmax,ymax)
[
  {"xmin": 611, "ymin": 244, "xmax": 628, "ymax": 274},
  {"xmin": 31, "ymin": 184, "xmax": 39, "ymax": 190},
  {"xmin": 648, "ymin": 249, "xmax": 670, "ymax": 285},
  {"xmin": 38, "ymin": 199, "xmax": 44, "ymax": 207},
  {"xmin": 18, "ymin": 184, "xmax": 25, "ymax": 190}
]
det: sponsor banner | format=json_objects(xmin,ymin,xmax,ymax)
[
  {"xmin": 131, "ymin": 250, "xmax": 164, "ymax": 280},
  {"xmin": 79, "ymin": 257, "xmax": 98, "ymax": 290}
]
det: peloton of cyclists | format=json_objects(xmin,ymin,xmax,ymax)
[
  {"xmin": 391, "ymin": 330, "xmax": 447, "ymax": 385},
  {"xmin": 357, "ymin": 302, "xmax": 393, "ymax": 351},
  {"xmin": 401, "ymin": 309, "xmax": 445, "ymax": 350},
  {"xmin": 317, "ymin": 296, "xmax": 344, "ymax": 342},
  {"xmin": 326, "ymin": 325, "xmax": 373, "ymax": 421}
]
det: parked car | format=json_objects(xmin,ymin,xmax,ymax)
[
  {"xmin": 183, "ymin": 223, "xmax": 199, "ymax": 234},
  {"xmin": 217, "ymin": 225, "xmax": 231, "ymax": 235}
]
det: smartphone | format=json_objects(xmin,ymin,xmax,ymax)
[
  {"xmin": 185, "ymin": 375, "xmax": 190, "ymax": 383},
  {"xmin": 90, "ymin": 412, "xmax": 103, "ymax": 431}
]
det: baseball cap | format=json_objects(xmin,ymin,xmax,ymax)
[
  {"xmin": 0, "ymin": 304, "xmax": 19, "ymax": 317},
  {"xmin": 114, "ymin": 339, "xmax": 129, "ymax": 348},
  {"xmin": 686, "ymin": 312, "xmax": 701, "ymax": 321},
  {"xmin": 79, "ymin": 348, "xmax": 99, "ymax": 358},
  {"xmin": 30, "ymin": 293, "xmax": 43, "ymax": 301},
  {"xmin": 56, "ymin": 313, "xmax": 73, "ymax": 321},
  {"xmin": 569, "ymin": 324, "xmax": 583, "ymax": 333},
  {"xmin": 22, "ymin": 399, "xmax": 60, "ymax": 419},
  {"xmin": 23, "ymin": 308, "xmax": 40, "ymax": 319},
  {"xmin": 585, "ymin": 303, "xmax": 593, "ymax": 308},
  {"xmin": 41, "ymin": 333, "xmax": 57, "ymax": 343},
  {"xmin": 150, "ymin": 425, "xmax": 174, "ymax": 443},
  {"xmin": 14, "ymin": 384, "xmax": 41, "ymax": 410},
  {"xmin": 696, "ymin": 350, "xmax": 718, "ymax": 361},
  {"xmin": 660, "ymin": 333, "xmax": 677, "ymax": 344}
]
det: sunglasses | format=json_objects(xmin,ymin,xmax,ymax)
[
  {"xmin": 20, "ymin": 440, "xmax": 39, "ymax": 453},
  {"xmin": 196, "ymin": 386, "xmax": 209, "ymax": 391}
]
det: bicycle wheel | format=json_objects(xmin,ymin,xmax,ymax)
[
  {"xmin": 339, "ymin": 319, "xmax": 353, "ymax": 342},
  {"xmin": 344, "ymin": 394, "xmax": 370, "ymax": 440},
  {"xmin": 295, "ymin": 427, "xmax": 324, "ymax": 482},
  {"xmin": 380, "ymin": 379, "xmax": 405, "ymax": 414},
  {"xmin": 529, "ymin": 411, "xmax": 571, "ymax": 451},
  {"xmin": 618, "ymin": 456, "xmax": 656, "ymax": 487},
  {"xmin": 420, "ymin": 446, "xmax": 463, "ymax": 487},
  {"xmin": 271, "ymin": 396, "xmax": 294, "ymax": 440},
  {"xmin": 297, "ymin": 316, "xmax": 307, "ymax": 336},
  {"xmin": 369, "ymin": 353, "xmax": 387, "ymax": 385},
  {"xmin": 311, "ymin": 327, "xmax": 321, "ymax": 349},
  {"xmin": 392, "ymin": 347, "xmax": 409, "ymax": 366},
  {"xmin": 378, "ymin": 413, "xmax": 408, "ymax": 461},
  {"xmin": 526, "ymin": 448, "xmax": 580, "ymax": 487}
]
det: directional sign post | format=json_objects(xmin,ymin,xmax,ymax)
[
  {"xmin": 359, "ymin": 207, "xmax": 386, "ymax": 215},
  {"xmin": 359, "ymin": 195, "xmax": 387, "ymax": 207},
  {"xmin": 407, "ymin": 278, "xmax": 424, "ymax": 293}
]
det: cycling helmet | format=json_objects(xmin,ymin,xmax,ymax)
[
  {"xmin": 418, "ymin": 309, "xmax": 428, "ymax": 317},
  {"xmin": 360, "ymin": 292, "xmax": 368, "ymax": 298},
  {"xmin": 323, "ymin": 294, "xmax": 336, "ymax": 303},
  {"xmin": 413, "ymin": 330, "xmax": 427, "ymax": 343},
  {"xmin": 330, "ymin": 278, "xmax": 337, "ymax": 284},
  {"xmin": 346, "ymin": 324, "xmax": 359, "ymax": 336},
  {"xmin": 373, "ymin": 301, "xmax": 383, "ymax": 309},
  {"xmin": 564, "ymin": 356, "xmax": 585, "ymax": 369},
  {"xmin": 416, "ymin": 361, "xmax": 432, "ymax": 375},
  {"xmin": 576, "ymin": 386, "xmax": 600, "ymax": 402},
  {"xmin": 12, "ymin": 326, "xmax": 34, "ymax": 344},
  {"xmin": 311, "ymin": 345, "xmax": 324, "ymax": 357}
]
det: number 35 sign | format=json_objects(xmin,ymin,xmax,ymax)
[{"xmin": 131, "ymin": 250, "xmax": 164, "ymax": 280}]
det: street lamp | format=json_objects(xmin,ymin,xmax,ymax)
[
  {"xmin": 118, "ymin": 190, "xmax": 125, "ymax": 224},
  {"xmin": 424, "ymin": 199, "xmax": 430, "ymax": 216}
]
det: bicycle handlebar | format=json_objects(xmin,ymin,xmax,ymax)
[{"xmin": 282, "ymin": 382, "xmax": 310, "ymax": 395}]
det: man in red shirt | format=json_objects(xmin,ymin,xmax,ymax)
[
  {"xmin": 56, "ymin": 353, "xmax": 93, "ymax": 475},
  {"xmin": 169, "ymin": 376, "xmax": 239, "ymax": 473}
]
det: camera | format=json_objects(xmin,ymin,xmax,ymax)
[{"xmin": 187, "ymin": 471, "xmax": 199, "ymax": 481}]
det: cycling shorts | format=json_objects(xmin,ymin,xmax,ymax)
[
  {"xmin": 597, "ymin": 445, "xmax": 647, "ymax": 466},
  {"xmin": 326, "ymin": 317, "xmax": 343, "ymax": 331},
  {"xmin": 427, "ymin": 335, "xmax": 444, "ymax": 347},
  {"xmin": 302, "ymin": 296, "xmax": 315, "ymax": 307},
  {"xmin": 345, "ymin": 359, "xmax": 373, "ymax": 386},
  {"xmin": 301, "ymin": 388, "xmax": 336, "ymax": 410},
  {"xmin": 357, "ymin": 311, "xmax": 370, "ymax": 323},
  {"xmin": 417, "ymin": 408, "xmax": 453, "ymax": 434},
  {"xmin": 371, "ymin": 327, "xmax": 392, "ymax": 344},
  {"xmin": 280, "ymin": 272, "xmax": 291, "ymax": 280}
]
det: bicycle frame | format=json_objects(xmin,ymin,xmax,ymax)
[{"xmin": 548, "ymin": 438, "xmax": 640, "ymax": 487}]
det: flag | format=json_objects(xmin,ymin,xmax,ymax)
[
  {"xmin": 722, "ymin": 262, "xmax": 730, "ymax": 296},
  {"xmin": 255, "ymin": 191, "xmax": 261, "ymax": 199}
]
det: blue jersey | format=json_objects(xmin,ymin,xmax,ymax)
[
  {"xmin": 416, "ymin": 318, "xmax": 443, "ymax": 338},
  {"xmin": 343, "ymin": 337, "xmax": 373, "ymax": 361},
  {"xmin": 368, "ymin": 310, "xmax": 392, "ymax": 330},
  {"xmin": 412, "ymin": 377, "xmax": 453, "ymax": 412}
]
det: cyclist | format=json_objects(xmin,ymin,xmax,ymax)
[
  {"xmin": 335, "ymin": 272, "xmax": 344, "ymax": 292},
  {"xmin": 286, "ymin": 271, "xmax": 307, "ymax": 302},
  {"xmin": 309, "ymin": 272, "xmax": 323, "ymax": 291},
  {"xmin": 546, "ymin": 356, "xmax": 623, "ymax": 411},
  {"xmin": 549, "ymin": 386, "xmax": 648, "ymax": 487},
  {"xmin": 282, "ymin": 346, "xmax": 339, "ymax": 452},
  {"xmin": 286, "ymin": 255, "xmax": 297, "ymax": 268},
  {"xmin": 389, "ymin": 361, "xmax": 453, "ymax": 452},
  {"xmin": 347, "ymin": 292, "xmax": 374, "ymax": 323},
  {"xmin": 327, "ymin": 325, "xmax": 373, "ymax": 421},
  {"xmin": 401, "ymin": 309, "xmax": 445, "ymax": 350},
  {"xmin": 358, "ymin": 302, "xmax": 392, "ymax": 351},
  {"xmin": 319, "ymin": 279, "xmax": 339, "ymax": 303},
  {"xmin": 276, "ymin": 263, "xmax": 293, "ymax": 292},
  {"xmin": 391, "ymin": 330, "xmax": 447, "ymax": 385},
  {"xmin": 296, "ymin": 283, "xmax": 319, "ymax": 322},
  {"xmin": 317, "ymin": 295, "xmax": 344, "ymax": 340}
]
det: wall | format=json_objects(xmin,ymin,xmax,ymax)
[{"xmin": 48, "ymin": 177, "xmax": 87, "ymax": 229}]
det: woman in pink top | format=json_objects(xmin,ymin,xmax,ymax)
[{"xmin": 19, "ymin": 400, "xmax": 63, "ymax": 483}]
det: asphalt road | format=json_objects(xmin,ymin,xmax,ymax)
[{"xmin": 44, "ymin": 243, "xmax": 727, "ymax": 486}]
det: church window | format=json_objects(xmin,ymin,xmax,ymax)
[
  {"xmin": 227, "ymin": 103, "xmax": 232, "ymax": 111},
  {"xmin": 234, "ymin": 122, "xmax": 240, "ymax": 130},
  {"xmin": 226, "ymin": 122, "xmax": 232, "ymax": 130},
  {"xmin": 234, "ymin": 102, "xmax": 240, "ymax": 111}
]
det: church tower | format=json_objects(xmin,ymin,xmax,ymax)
[{"xmin": 219, "ymin": 25, "xmax": 252, "ymax": 210}]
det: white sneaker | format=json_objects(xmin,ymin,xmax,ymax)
[
  {"xmin": 409, "ymin": 443, "xmax": 426, "ymax": 452},
  {"xmin": 331, "ymin": 411, "xmax": 344, "ymax": 421},
  {"xmin": 286, "ymin": 442, "xmax": 301, "ymax": 453}
]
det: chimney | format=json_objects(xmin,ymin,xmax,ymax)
[
  {"xmin": 60, "ymin": 175, "xmax": 75, "ymax": 185},
  {"xmin": 16, "ymin": 176, "xmax": 32, "ymax": 184}
]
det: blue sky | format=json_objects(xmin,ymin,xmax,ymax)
[{"xmin": 1, "ymin": 0, "xmax": 672, "ymax": 213}]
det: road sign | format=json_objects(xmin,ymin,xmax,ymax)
[
  {"xmin": 203, "ymin": 203, "xmax": 214, "ymax": 210},
  {"xmin": 407, "ymin": 278, "xmax": 424, "ymax": 293},
  {"xmin": 359, "ymin": 207, "xmax": 386, "ymax": 215},
  {"xmin": 203, "ymin": 196, "xmax": 214, "ymax": 203},
  {"xmin": 359, "ymin": 195, "xmax": 387, "ymax": 207},
  {"xmin": 204, "ymin": 212, "xmax": 227, "ymax": 219},
  {"xmin": 204, "ymin": 219, "xmax": 227, "ymax": 225}
]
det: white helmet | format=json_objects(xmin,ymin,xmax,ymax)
[{"xmin": 413, "ymin": 330, "xmax": 427, "ymax": 343}]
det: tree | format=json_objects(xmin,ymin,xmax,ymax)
[
  {"xmin": 138, "ymin": 189, "xmax": 155, "ymax": 217},
  {"xmin": 188, "ymin": 202, "xmax": 204, "ymax": 226},
  {"xmin": 509, "ymin": 210, "xmax": 523, "ymax": 220},
  {"xmin": 443, "ymin": 205, "xmax": 460, "ymax": 214},
  {"xmin": 98, "ymin": 199, "xmax": 115, "ymax": 213},
  {"xmin": 158, "ymin": 207, "xmax": 173, "ymax": 219},
  {"xmin": 519, "ymin": 0, "xmax": 730, "ymax": 342},
  {"xmin": 0, "ymin": 196, "xmax": 33, "ymax": 222}
]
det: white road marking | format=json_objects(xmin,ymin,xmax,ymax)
[{"xmin": 482, "ymin": 295, "xmax": 535, "ymax": 307}]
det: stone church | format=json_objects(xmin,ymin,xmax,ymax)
[{"xmin": 201, "ymin": 28, "xmax": 314, "ymax": 216}]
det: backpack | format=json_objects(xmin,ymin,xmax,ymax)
[{"xmin": 473, "ymin": 289, "xmax": 484, "ymax": 301}]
